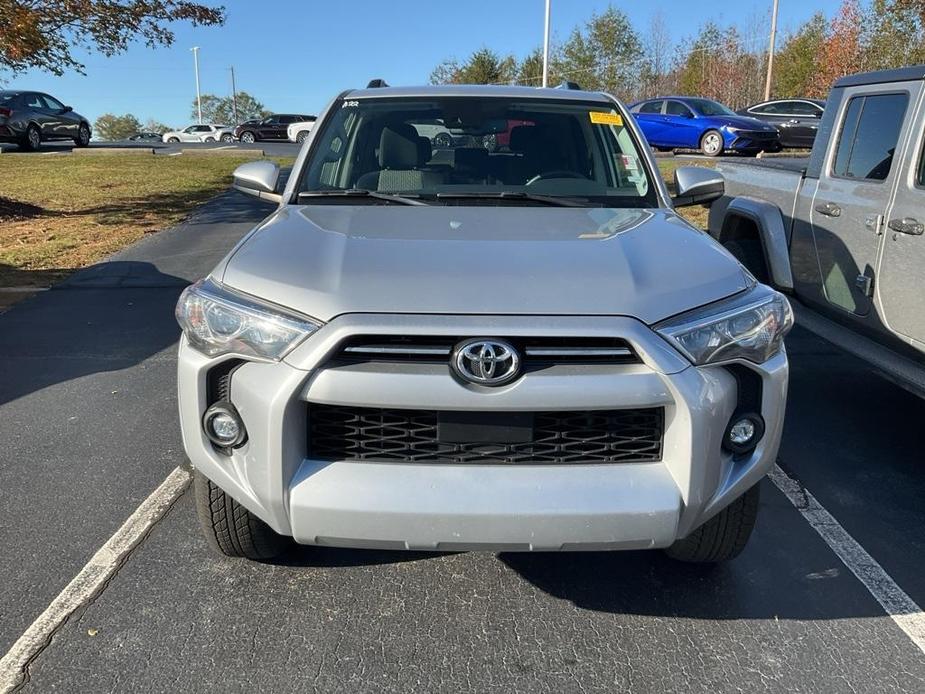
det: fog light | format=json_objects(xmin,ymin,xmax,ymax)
[
  {"xmin": 203, "ymin": 402, "xmax": 247, "ymax": 448},
  {"xmin": 723, "ymin": 413, "xmax": 764, "ymax": 455}
]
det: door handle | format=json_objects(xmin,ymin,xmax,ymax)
[
  {"xmin": 887, "ymin": 217, "xmax": 925, "ymax": 235},
  {"xmin": 815, "ymin": 202, "xmax": 841, "ymax": 217},
  {"xmin": 788, "ymin": 119, "xmax": 800, "ymax": 124}
]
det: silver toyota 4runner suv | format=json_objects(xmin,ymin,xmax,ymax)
[{"xmin": 176, "ymin": 83, "xmax": 793, "ymax": 563}]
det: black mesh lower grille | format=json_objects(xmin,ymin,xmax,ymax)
[{"xmin": 308, "ymin": 405, "xmax": 663, "ymax": 465}]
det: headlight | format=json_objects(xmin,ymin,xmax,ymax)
[
  {"xmin": 176, "ymin": 278, "xmax": 321, "ymax": 360},
  {"xmin": 655, "ymin": 284, "xmax": 793, "ymax": 365}
]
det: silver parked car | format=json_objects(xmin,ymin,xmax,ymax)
[{"xmin": 176, "ymin": 83, "xmax": 793, "ymax": 563}]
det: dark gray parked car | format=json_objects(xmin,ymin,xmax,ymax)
[
  {"xmin": 0, "ymin": 90, "xmax": 91, "ymax": 150},
  {"xmin": 736, "ymin": 98, "xmax": 825, "ymax": 148}
]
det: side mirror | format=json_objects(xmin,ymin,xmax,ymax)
[
  {"xmin": 671, "ymin": 166, "xmax": 724, "ymax": 208},
  {"xmin": 232, "ymin": 160, "xmax": 282, "ymax": 203},
  {"xmin": 62, "ymin": 105, "xmax": 73, "ymax": 113}
]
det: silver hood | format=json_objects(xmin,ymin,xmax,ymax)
[{"xmin": 219, "ymin": 205, "xmax": 750, "ymax": 325}]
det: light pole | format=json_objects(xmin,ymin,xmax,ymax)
[
  {"xmin": 764, "ymin": 0, "xmax": 779, "ymax": 101},
  {"xmin": 191, "ymin": 46, "xmax": 202, "ymax": 124},
  {"xmin": 542, "ymin": 0, "xmax": 551, "ymax": 88},
  {"xmin": 229, "ymin": 66, "xmax": 239, "ymax": 124}
]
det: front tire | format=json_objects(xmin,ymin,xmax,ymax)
[
  {"xmin": 700, "ymin": 129, "xmax": 725, "ymax": 157},
  {"xmin": 221, "ymin": 133, "xmax": 234, "ymax": 143},
  {"xmin": 665, "ymin": 483, "xmax": 760, "ymax": 563},
  {"xmin": 74, "ymin": 123, "xmax": 90, "ymax": 147},
  {"xmin": 240, "ymin": 131, "xmax": 256, "ymax": 144},
  {"xmin": 193, "ymin": 471, "xmax": 291, "ymax": 560},
  {"xmin": 296, "ymin": 130, "xmax": 310, "ymax": 144},
  {"xmin": 167, "ymin": 136, "xmax": 180, "ymax": 143},
  {"xmin": 204, "ymin": 136, "xmax": 216, "ymax": 143}
]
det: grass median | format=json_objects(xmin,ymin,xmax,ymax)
[{"xmin": 0, "ymin": 153, "xmax": 292, "ymax": 290}]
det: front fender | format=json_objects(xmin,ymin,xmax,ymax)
[{"xmin": 711, "ymin": 196, "xmax": 794, "ymax": 291}]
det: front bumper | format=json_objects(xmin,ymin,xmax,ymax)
[
  {"xmin": 725, "ymin": 130, "xmax": 782, "ymax": 152},
  {"xmin": 178, "ymin": 313, "xmax": 788, "ymax": 551}
]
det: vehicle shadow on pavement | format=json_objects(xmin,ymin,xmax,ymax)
[{"xmin": 0, "ymin": 260, "xmax": 187, "ymax": 407}]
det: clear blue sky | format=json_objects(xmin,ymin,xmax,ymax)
[{"xmin": 5, "ymin": 0, "xmax": 841, "ymax": 128}]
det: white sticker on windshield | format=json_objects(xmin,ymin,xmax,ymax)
[{"xmin": 620, "ymin": 154, "xmax": 638, "ymax": 170}]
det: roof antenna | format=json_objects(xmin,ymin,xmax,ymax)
[{"xmin": 366, "ymin": 78, "xmax": 389, "ymax": 88}]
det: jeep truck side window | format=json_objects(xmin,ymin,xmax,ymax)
[{"xmin": 833, "ymin": 93, "xmax": 908, "ymax": 181}]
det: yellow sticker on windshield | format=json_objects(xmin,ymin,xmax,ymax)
[{"xmin": 590, "ymin": 111, "xmax": 623, "ymax": 126}]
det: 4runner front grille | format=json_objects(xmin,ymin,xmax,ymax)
[
  {"xmin": 329, "ymin": 335, "xmax": 638, "ymax": 367},
  {"xmin": 307, "ymin": 405, "xmax": 663, "ymax": 465}
]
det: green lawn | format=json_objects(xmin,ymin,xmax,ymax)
[
  {"xmin": 0, "ymin": 153, "xmax": 292, "ymax": 288},
  {"xmin": 0, "ymin": 153, "xmax": 709, "ymax": 292}
]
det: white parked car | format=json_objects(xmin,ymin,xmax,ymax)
[
  {"xmin": 200, "ymin": 126, "xmax": 234, "ymax": 143},
  {"xmin": 162, "ymin": 124, "xmax": 233, "ymax": 143},
  {"xmin": 287, "ymin": 116, "xmax": 317, "ymax": 144}
]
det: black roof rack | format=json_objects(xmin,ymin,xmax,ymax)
[
  {"xmin": 556, "ymin": 80, "xmax": 583, "ymax": 91},
  {"xmin": 366, "ymin": 78, "xmax": 390, "ymax": 89}
]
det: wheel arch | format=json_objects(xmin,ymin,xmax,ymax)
[{"xmin": 713, "ymin": 196, "xmax": 794, "ymax": 291}]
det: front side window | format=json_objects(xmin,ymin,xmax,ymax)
[
  {"xmin": 665, "ymin": 101, "xmax": 692, "ymax": 117},
  {"xmin": 833, "ymin": 93, "xmax": 908, "ymax": 181},
  {"xmin": 299, "ymin": 96, "xmax": 656, "ymax": 207},
  {"xmin": 42, "ymin": 95, "xmax": 65, "ymax": 111},
  {"xmin": 637, "ymin": 100, "xmax": 663, "ymax": 114}
]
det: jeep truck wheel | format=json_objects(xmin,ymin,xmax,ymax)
[
  {"xmin": 193, "ymin": 471, "xmax": 291, "ymax": 560},
  {"xmin": 665, "ymin": 483, "xmax": 760, "ymax": 563},
  {"xmin": 240, "ymin": 131, "xmax": 256, "ymax": 144},
  {"xmin": 723, "ymin": 237, "xmax": 770, "ymax": 284}
]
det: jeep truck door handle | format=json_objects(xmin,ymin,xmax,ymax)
[
  {"xmin": 888, "ymin": 217, "xmax": 925, "ymax": 235},
  {"xmin": 815, "ymin": 202, "xmax": 841, "ymax": 217}
]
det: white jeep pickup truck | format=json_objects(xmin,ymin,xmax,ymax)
[{"xmin": 709, "ymin": 66, "xmax": 925, "ymax": 397}]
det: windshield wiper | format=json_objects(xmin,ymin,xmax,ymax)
[
  {"xmin": 298, "ymin": 190, "xmax": 428, "ymax": 206},
  {"xmin": 432, "ymin": 192, "xmax": 586, "ymax": 207}
]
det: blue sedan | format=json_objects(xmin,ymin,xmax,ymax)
[{"xmin": 629, "ymin": 97, "xmax": 782, "ymax": 156}]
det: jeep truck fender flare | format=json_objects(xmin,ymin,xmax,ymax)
[{"xmin": 711, "ymin": 196, "xmax": 794, "ymax": 291}]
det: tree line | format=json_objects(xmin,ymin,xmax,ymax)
[
  {"xmin": 93, "ymin": 91, "xmax": 269, "ymax": 140},
  {"xmin": 430, "ymin": 0, "xmax": 925, "ymax": 108}
]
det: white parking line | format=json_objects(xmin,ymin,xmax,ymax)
[
  {"xmin": 770, "ymin": 464, "xmax": 925, "ymax": 654},
  {"xmin": 0, "ymin": 467, "xmax": 190, "ymax": 693}
]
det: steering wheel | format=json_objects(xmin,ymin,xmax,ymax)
[{"xmin": 525, "ymin": 170, "xmax": 588, "ymax": 185}]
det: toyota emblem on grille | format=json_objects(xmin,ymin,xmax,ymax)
[{"xmin": 452, "ymin": 338, "xmax": 521, "ymax": 386}]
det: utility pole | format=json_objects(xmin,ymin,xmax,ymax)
[
  {"xmin": 542, "ymin": 0, "xmax": 551, "ymax": 87},
  {"xmin": 229, "ymin": 66, "xmax": 239, "ymax": 124},
  {"xmin": 191, "ymin": 46, "xmax": 202, "ymax": 124},
  {"xmin": 764, "ymin": 0, "xmax": 779, "ymax": 101}
]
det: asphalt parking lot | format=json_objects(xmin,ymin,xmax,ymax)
[{"xmin": 0, "ymin": 191, "xmax": 923, "ymax": 692}]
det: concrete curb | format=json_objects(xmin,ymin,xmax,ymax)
[
  {"xmin": 72, "ymin": 147, "xmax": 155, "ymax": 155},
  {"xmin": 180, "ymin": 148, "xmax": 265, "ymax": 157}
]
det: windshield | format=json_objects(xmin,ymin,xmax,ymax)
[
  {"xmin": 685, "ymin": 99, "xmax": 736, "ymax": 117},
  {"xmin": 299, "ymin": 96, "xmax": 656, "ymax": 207}
]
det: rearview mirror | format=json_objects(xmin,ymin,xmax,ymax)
[
  {"xmin": 671, "ymin": 166, "xmax": 724, "ymax": 208},
  {"xmin": 232, "ymin": 160, "xmax": 282, "ymax": 203}
]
